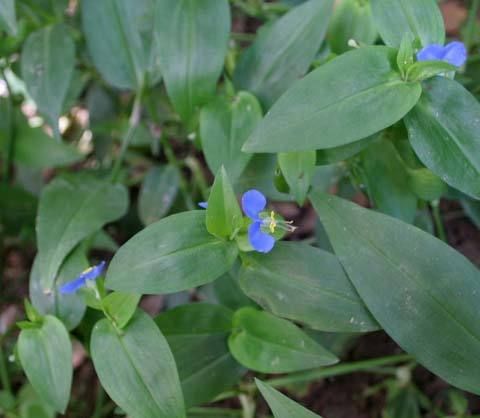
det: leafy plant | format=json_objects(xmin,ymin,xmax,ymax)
[{"xmin": 1, "ymin": 0, "xmax": 480, "ymax": 417}]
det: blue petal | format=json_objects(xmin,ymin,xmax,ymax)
[
  {"xmin": 59, "ymin": 261, "xmax": 106, "ymax": 295},
  {"xmin": 248, "ymin": 221, "xmax": 275, "ymax": 253},
  {"xmin": 241, "ymin": 189, "xmax": 266, "ymax": 220},
  {"xmin": 443, "ymin": 41, "xmax": 467, "ymax": 67},
  {"xmin": 198, "ymin": 202, "xmax": 208, "ymax": 209},
  {"xmin": 59, "ymin": 276, "xmax": 87, "ymax": 294},
  {"xmin": 417, "ymin": 44, "xmax": 444, "ymax": 61}
]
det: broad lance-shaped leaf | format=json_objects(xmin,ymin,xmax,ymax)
[
  {"xmin": 82, "ymin": 0, "xmax": 162, "ymax": 90},
  {"xmin": 200, "ymin": 92, "xmax": 263, "ymax": 183},
  {"xmin": 30, "ymin": 246, "xmax": 88, "ymax": 331},
  {"xmin": 18, "ymin": 316, "xmax": 73, "ymax": 413},
  {"xmin": 256, "ymin": 380, "xmax": 323, "ymax": 418},
  {"xmin": 155, "ymin": 0, "xmax": 230, "ymax": 123},
  {"xmin": 405, "ymin": 77, "xmax": 480, "ymax": 200},
  {"xmin": 243, "ymin": 46, "xmax": 422, "ymax": 153},
  {"xmin": 228, "ymin": 307, "xmax": 338, "ymax": 373},
  {"xmin": 21, "ymin": 24, "xmax": 75, "ymax": 138},
  {"xmin": 239, "ymin": 242, "xmax": 378, "ymax": 332},
  {"xmin": 155, "ymin": 303, "xmax": 245, "ymax": 407},
  {"xmin": 370, "ymin": 0, "xmax": 445, "ymax": 48},
  {"xmin": 0, "ymin": 0, "xmax": 17, "ymax": 36},
  {"xmin": 106, "ymin": 211, "xmax": 238, "ymax": 294},
  {"xmin": 311, "ymin": 192, "xmax": 480, "ymax": 395},
  {"xmin": 37, "ymin": 174, "xmax": 129, "ymax": 291},
  {"xmin": 328, "ymin": 0, "xmax": 377, "ymax": 54},
  {"xmin": 234, "ymin": 0, "xmax": 334, "ymax": 109},
  {"xmin": 91, "ymin": 310, "xmax": 186, "ymax": 418}
]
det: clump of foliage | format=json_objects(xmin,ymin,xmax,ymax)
[{"xmin": 1, "ymin": 0, "xmax": 480, "ymax": 417}]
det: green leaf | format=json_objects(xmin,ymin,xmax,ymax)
[
  {"xmin": 461, "ymin": 198, "xmax": 480, "ymax": 229},
  {"xmin": 18, "ymin": 316, "xmax": 72, "ymax": 413},
  {"xmin": 21, "ymin": 24, "xmax": 75, "ymax": 138},
  {"xmin": 7, "ymin": 114, "xmax": 82, "ymax": 168},
  {"xmin": 0, "ymin": 0, "xmax": 17, "ymax": 36},
  {"xmin": 256, "ymin": 379, "xmax": 322, "ymax": 418},
  {"xmin": 200, "ymin": 92, "xmax": 262, "ymax": 182},
  {"xmin": 278, "ymin": 151, "xmax": 316, "ymax": 204},
  {"xmin": 102, "ymin": 292, "xmax": 141, "ymax": 329},
  {"xmin": 406, "ymin": 61, "xmax": 457, "ymax": 82},
  {"xmin": 37, "ymin": 174, "xmax": 129, "ymax": 291},
  {"xmin": 360, "ymin": 137, "xmax": 417, "ymax": 223},
  {"xmin": 82, "ymin": 0, "xmax": 162, "ymax": 90},
  {"xmin": 156, "ymin": 303, "xmax": 244, "ymax": 407},
  {"xmin": 213, "ymin": 263, "xmax": 256, "ymax": 310},
  {"xmin": 30, "ymin": 246, "xmax": 88, "ymax": 331},
  {"xmin": 370, "ymin": 0, "xmax": 445, "ymax": 48},
  {"xmin": 316, "ymin": 135, "xmax": 376, "ymax": 165},
  {"xmin": 239, "ymin": 242, "xmax": 378, "ymax": 332},
  {"xmin": 234, "ymin": 0, "xmax": 334, "ymax": 108},
  {"xmin": 106, "ymin": 211, "xmax": 238, "ymax": 294},
  {"xmin": 138, "ymin": 165, "xmax": 180, "ymax": 226},
  {"xmin": 243, "ymin": 46, "xmax": 422, "ymax": 152},
  {"xmin": 311, "ymin": 192, "xmax": 480, "ymax": 395},
  {"xmin": 407, "ymin": 168, "xmax": 447, "ymax": 201},
  {"xmin": 206, "ymin": 167, "xmax": 243, "ymax": 239},
  {"xmin": 405, "ymin": 77, "xmax": 480, "ymax": 199},
  {"xmin": 91, "ymin": 310, "xmax": 186, "ymax": 418},
  {"xmin": 328, "ymin": 0, "xmax": 377, "ymax": 54},
  {"xmin": 155, "ymin": 0, "xmax": 230, "ymax": 123},
  {"xmin": 228, "ymin": 307, "xmax": 338, "ymax": 373},
  {"xmin": 0, "ymin": 184, "xmax": 37, "ymax": 235}
]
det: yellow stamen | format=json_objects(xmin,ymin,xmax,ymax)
[
  {"xmin": 269, "ymin": 211, "xmax": 277, "ymax": 234},
  {"xmin": 82, "ymin": 266, "xmax": 94, "ymax": 275}
]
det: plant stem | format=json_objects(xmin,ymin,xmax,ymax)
[
  {"xmin": 189, "ymin": 407, "xmax": 243, "ymax": 417},
  {"xmin": 111, "ymin": 93, "xmax": 142, "ymax": 183},
  {"xmin": 239, "ymin": 394, "xmax": 256, "ymax": 418},
  {"xmin": 91, "ymin": 384, "xmax": 105, "ymax": 418},
  {"xmin": 464, "ymin": 0, "xmax": 480, "ymax": 50},
  {"xmin": 0, "ymin": 340, "xmax": 12, "ymax": 395},
  {"xmin": 431, "ymin": 200, "xmax": 447, "ymax": 242},
  {"xmin": 1, "ymin": 69, "xmax": 14, "ymax": 184},
  {"xmin": 161, "ymin": 135, "xmax": 195, "ymax": 210},
  {"xmin": 184, "ymin": 156, "xmax": 209, "ymax": 200},
  {"xmin": 244, "ymin": 353, "xmax": 413, "ymax": 391}
]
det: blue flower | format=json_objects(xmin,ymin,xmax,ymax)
[
  {"xmin": 241, "ymin": 189, "xmax": 295, "ymax": 254},
  {"xmin": 59, "ymin": 261, "xmax": 106, "ymax": 294},
  {"xmin": 198, "ymin": 202, "xmax": 208, "ymax": 209},
  {"xmin": 417, "ymin": 41, "xmax": 467, "ymax": 67}
]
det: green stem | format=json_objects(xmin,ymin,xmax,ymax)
[
  {"xmin": 184, "ymin": 156, "xmax": 209, "ymax": 200},
  {"xmin": 189, "ymin": 407, "xmax": 242, "ymax": 417},
  {"xmin": 239, "ymin": 394, "xmax": 256, "ymax": 418},
  {"xmin": 91, "ymin": 384, "xmax": 105, "ymax": 418},
  {"xmin": 111, "ymin": 93, "xmax": 142, "ymax": 183},
  {"xmin": 161, "ymin": 135, "xmax": 195, "ymax": 211},
  {"xmin": 431, "ymin": 200, "xmax": 447, "ymax": 242},
  {"xmin": 245, "ymin": 354, "xmax": 413, "ymax": 391},
  {"xmin": 1, "ymin": 69, "xmax": 14, "ymax": 184},
  {"xmin": 0, "ymin": 340, "xmax": 12, "ymax": 395},
  {"xmin": 464, "ymin": 0, "xmax": 480, "ymax": 50}
]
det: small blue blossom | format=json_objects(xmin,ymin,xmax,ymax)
[
  {"xmin": 417, "ymin": 41, "xmax": 467, "ymax": 67},
  {"xmin": 242, "ymin": 190, "xmax": 275, "ymax": 253},
  {"xmin": 241, "ymin": 189, "xmax": 295, "ymax": 254},
  {"xmin": 198, "ymin": 202, "xmax": 208, "ymax": 209},
  {"xmin": 59, "ymin": 261, "xmax": 106, "ymax": 294}
]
